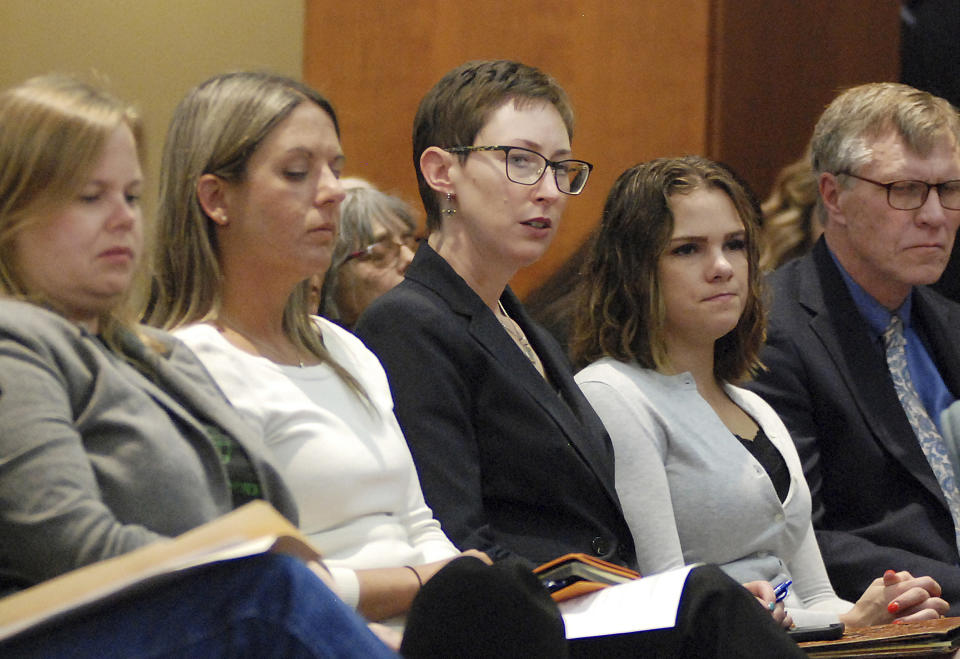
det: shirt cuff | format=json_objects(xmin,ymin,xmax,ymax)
[{"xmin": 328, "ymin": 565, "xmax": 360, "ymax": 609}]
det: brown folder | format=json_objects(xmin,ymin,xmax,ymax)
[
  {"xmin": 533, "ymin": 553, "xmax": 641, "ymax": 602},
  {"xmin": 0, "ymin": 502, "xmax": 319, "ymax": 641},
  {"xmin": 799, "ymin": 616, "xmax": 960, "ymax": 657}
]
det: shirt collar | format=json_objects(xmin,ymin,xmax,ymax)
[{"xmin": 827, "ymin": 245, "xmax": 913, "ymax": 341}]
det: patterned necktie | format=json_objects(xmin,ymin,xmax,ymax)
[{"xmin": 883, "ymin": 314, "xmax": 960, "ymax": 552}]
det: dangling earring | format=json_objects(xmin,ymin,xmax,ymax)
[{"xmin": 441, "ymin": 191, "xmax": 457, "ymax": 215}]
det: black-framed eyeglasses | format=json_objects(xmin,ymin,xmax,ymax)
[
  {"xmin": 341, "ymin": 234, "xmax": 420, "ymax": 267},
  {"xmin": 838, "ymin": 171, "xmax": 960, "ymax": 210},
  {"xmin": 445, "ymin": 145, "xmax": 593, "ymax": 195}
]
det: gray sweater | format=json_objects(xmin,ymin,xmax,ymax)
[
  {"xmin": 577, "ymin": 359, "xmax": 853, "ymax": 626},
  {"xmin": 0, "ymin": 300, "xmax": 296, "ymax": 591}
]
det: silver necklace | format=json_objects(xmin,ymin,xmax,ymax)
[{"xmin": 216, "ymin": 321, "xmax": 305, "ymax": 367}]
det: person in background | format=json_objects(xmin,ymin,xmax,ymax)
[
  {"xmin": 746, "ymin": 82, "xmax": 960, "ymax": 614},
  {"xmin": 356, "ymin": 58, "xmax": 809, "ymax": 657},
  {"xmin": 0, "ymin": 74, "xmax": 395, "ymax": 657},
  {"xmin": 572, "ymin": 155, "xmax": 947, "ymax": 628},
  {"xmin": 758, "ymin": 147, "xmax": 821, "ymax": 271},
  {"xmin": 146, "ymin": 72, "xmax": 569, "ymax": 657},
  {"xmin": 317, "ymin": 177, "xmax": 419, "ymax": 328}
]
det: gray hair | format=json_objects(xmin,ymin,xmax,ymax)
[
  {"xmin": 810, "ymin": 82, "xmax": 960, "ymax": 223},
  {"xmin": 321, "ymin": 184, "xmax": 416, "ymax": 320}
]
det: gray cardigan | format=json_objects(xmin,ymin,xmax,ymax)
[
  {"xmin": 577, "ymin": 360, "xmax": 853, "ymax": 626},
  {"xmin": 0, "ymin": 300, "xmax": 297, "ymax": 591}
]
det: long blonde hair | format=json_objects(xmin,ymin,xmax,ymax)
[
  {"xmin": 758, "ymin": 149, "xmax": 820, "ymax": 271},
  {"xmin": 0, "ymin": 74, "xmax": 145, "ymax": 346},
  {"xmin": 146, "ymin": 72, "xmax": 365, "ymax": 399}
]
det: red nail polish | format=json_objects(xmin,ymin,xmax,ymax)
[
  {"xmin": 884, "ymin": 569, "xmax": 896, "ymax": 578},
  {"xmin": 888, "ymin": 601, "xmax": 900, "ymax": 614},
  {"xmin": 893, "ymin": 619, "xmax": 904, "ymax": 625}
]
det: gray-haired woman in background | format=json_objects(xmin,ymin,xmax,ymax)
[{"xmin": 318, "ymin": 178, "xmax": 419, "ymax": 327}]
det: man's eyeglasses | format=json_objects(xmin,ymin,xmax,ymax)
[
  {"xmin": 445, "ymin": 145, "xmax": 593, "ymax": 195},
  {"xmin": 341, "ymin": 235, "xmax": 420, "ymax": 267},
  {"xmin": 839, "ymin": 171, "xmax": 960, "ymax": 210}
]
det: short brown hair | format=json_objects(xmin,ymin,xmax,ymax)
[
  {"xmin": 571, "ymin": 156, "xmax": 765, "ymax": 382},
  {"xmin": 812, "ymin": 82, "xmax": 960, "ymax": 176},
  {"xmin": 413, "ymin": 60, "xmax": 574, "ymax": 231}
]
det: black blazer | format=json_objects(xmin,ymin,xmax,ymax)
[
  {"xmin": 356, "ymin": 244, "xmax": 636, "ymax": 568},
  {"xmin": 747, "ymin": 239, "xmax": 960, "ymax": 613}
]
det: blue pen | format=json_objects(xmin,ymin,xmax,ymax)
[{"xmin": 773, "ymin": 580, "xmax": 792, "ymax": 603}]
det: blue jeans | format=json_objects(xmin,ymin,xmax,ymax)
[{"xmin": 1, "ymin": 554, "xmax": 397, "ymax": 658}]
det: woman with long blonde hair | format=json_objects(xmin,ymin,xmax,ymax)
[
  {"xmin": 145, "ymin": 73, "xmax": 552, "ymax": 652},
  {"xmin": 0, "ymin": 74, "xmax": 395, "ymax": 658}
]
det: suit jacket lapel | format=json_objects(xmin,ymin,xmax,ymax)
[
  {"xmin": 486, "ymin": 291, "xmax": 592, "ymax": 442},
  {"xmin": 804, "ymin": 242, "xmax": 949, "ymax": 507},
  {"xmin": 406, "ymin": 244, "xmax": 620, "ymax": 502},
  {"xmin": 510, "ymin": 297, "xmax": 622, "ymax": 496},
  {"xmin": 114, "ymin": 328, "xmax": 240, "ymax": 466},
  {"xmin": 915, "ymin": 287, "xmax": 960, "ymax": 399}
]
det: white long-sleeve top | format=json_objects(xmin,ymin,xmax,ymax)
[
  {"xmin": 175, "ymin": 319, "xmax": 459, "ymax": 610},
  {"xmin": 576, "ymin": 358, "xmax": 854, "ymax": 627}
]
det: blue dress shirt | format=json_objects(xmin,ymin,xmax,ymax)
[{"xmin": 829, "ymin": 248, "xmax": 955, "ymax": 430}]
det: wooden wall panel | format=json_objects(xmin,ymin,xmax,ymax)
[
  {"xmin": 305, "ymin": 1, "xmax": 901, "ymax": 295},
  {"xmin": 304, "ymin": 1, "xmax": 711, "ymax": 296},
  {"xmin": 709, "ymin": 0, "xmax": 900, "ymax": 200}
]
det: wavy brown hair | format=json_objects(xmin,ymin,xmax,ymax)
[
  {"xmin": 571, "ymin": 156, "xmax": 765, "ymax": 382},
  {"xmin": 759, "ymin": 148, "xmax": 820, "ymax": 271}
]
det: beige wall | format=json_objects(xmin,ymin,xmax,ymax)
[{"xmin": 0, "ymin": 0, "xmax": 304, "ymax": 210}]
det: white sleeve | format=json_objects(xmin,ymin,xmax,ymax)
[
  {"xmin": 329, "ymin": 320, "xmax": 460, "ymax": 563},
  {"xmin": 327, "ymin": 566, "xmax": 361, "ymax": 609},
  {"xmin": 782, "ymin": 522, "xmax": 854, "ymax": 626},
  {"xmin": 393, "ymin": 410, "xmax": 461, "ymax": 561}
]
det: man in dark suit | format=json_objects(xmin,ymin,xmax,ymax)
[{"xmin": 748, "ymin": 82, "xmax": 960, "ymax": 613}]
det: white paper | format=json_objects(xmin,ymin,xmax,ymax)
[{"xmin": 558, "ymin": 565, "xmax": 695, "ymax": 639}]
